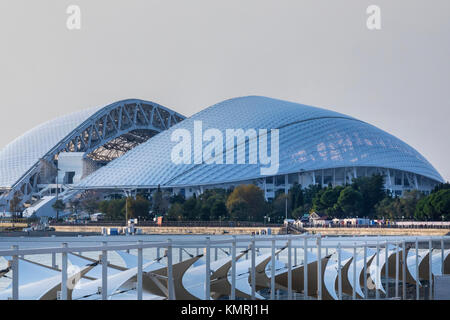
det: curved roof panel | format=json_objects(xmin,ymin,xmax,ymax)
[
  {"xmin": 76, "ymin": 96, "xmax": 444, "ymax": 188},
  {"xmin": 0, "ymin": 107, "xmax": 102, "ymax": 188}
]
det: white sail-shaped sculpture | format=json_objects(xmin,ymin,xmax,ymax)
[
  {"xmin": 68, "ymin": 253, "xmax": 122, "ymax": 279},
  {"xmin": 0, "ymin": 258, "xmax": 80, "ymax": 300},
  {"xmin": 324, "ymin": 249, "xmax": 353, "ymax": 300},
  {"xmin": 369, "ymin": 244, "xmax": 397, "ymax": 294},
  {"xmin": 406, "ymin": 249, "xmax": 427, "ymax": 285},
  {"xmin": 431, "ymin": 249, "xmax": 450, "ymax": 276},
  {"xmin": 228, "ymin": 253, "xmax": 279, "ymax": 300},
  {"xmin": 71, "ymin": 260, "xmax": 158, "ymax": 300},
  {"xmin": 347, "ymin": 248, "xmax": 376, "ymax": 299}
]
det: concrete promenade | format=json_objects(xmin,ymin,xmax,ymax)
[{"xmin": 47, "ymin": 225, "xmax": 450, "ymax": 236}]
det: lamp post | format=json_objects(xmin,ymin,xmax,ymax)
[{"xmin": 285, "ymin": 195, "xmax": 288, "ymax": 221}]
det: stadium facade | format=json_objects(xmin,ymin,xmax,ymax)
[{"xmin": 0, "ymin": 96, "xmax": 444, "ymax": 217}]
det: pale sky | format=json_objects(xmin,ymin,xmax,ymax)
[{"xmin": 0, "ymin": 0, "xmax": 449, "ymax": 181}]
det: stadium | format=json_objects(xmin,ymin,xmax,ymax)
[{"xmin": 0, "ymin": 96, "xmax": 444, "ymax": 217}]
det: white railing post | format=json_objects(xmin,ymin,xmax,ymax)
[
  {"xmin": 157, "ymin": 247, "xmax": 160, "ymax": 260},
  {"xmin": 137, "ymin": 240, "xmax": 143, "ymax": 300},
  {"xmin": 288, "ymin": 236, "xmax": 292, "ymax": 300},
  {"xmin": 385, "ymin": 241, "xmax": 389, "ymax": 298},
  {"xmin": 353, "ymin": 243, "xmax": 357, "ymax": 300},
  {"xmin": 395, "ymin": 242, "xmax": 399, "ymax": 298},
  {"xmin": 271, "ymin": 238, "xmax": 276, "ymax": 300},
  {"xmin": 61, "ymin": 243, "xmax": 68, "ymax": 300},
  {"xmin": 102, "ymin": 241, "xmax": 108, "ymax": 300},
  {"xmin": 231, "ymin": 236, "xmax": 236, "ymax": 300},
  {"xmin": 317, "ymin": 236, "xmax": 322, "ymax": 300},
  {"xmin": 251, "ymin": 236, "xmax": 256, "ymax": 300},
  {"xmin": 363, "ymin": 242, "xmax": 367, "ymax": 299},
  {"xmin": 441, "ymin": 237, "xmax": 445, "ymax": 275},
  {"xmin": 338, "ymin": 243, "xmax": 342, "ymax": 300},
  {"xmin": 415, "ymin": 238, "xmax": 419, "ymax": 300},
  {"xmin": 11, "ymin": 245, "xmax": 19, "ymax": 300},
  {"xmin": 304, "ymin": 236, "xmax": 308, "ymax": 300},
  {"xmin": 52, "ymin": 252, "xmax": 56, "ymax": 269},
  {"xmin": 205, "ymin": 237, "xmax": 211, "ymax": 300},
  {"xmin": 294, "ymin": 246, "xmax": 297, "ymax": 266},
  {"xmin": 214, "ymin": 247, "xmax": 218, "ymax": 261},
  {"xmin": 376, "ymin": 241, "xmax": 380, "ymax": 300},
  {"xmin": 402, "ymin": 240, "xmax": 406, "ymax": 300},
  {"xmin": 179, "ymin": 247, "xmax": 182, "ymax": 263},
  {"xmin": 167, "ymin": 239, "xmax": 175, "ymax": 300},
  {"xmin": 428, "ymin": 238, "xmax": 432, "ymax": 300}
]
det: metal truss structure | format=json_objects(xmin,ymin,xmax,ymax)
[{"xmin": 0, "ymin": 99, "xmax": 185, "ymax": 209}]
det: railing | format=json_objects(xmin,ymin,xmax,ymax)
[{"xmin": 1, "ymin": 234, "xmax": 449, "ymax": 300}]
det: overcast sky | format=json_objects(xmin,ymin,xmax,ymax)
[{"xmin": 0, "ymin": 0, "xmax": 449, "ymax": 181}]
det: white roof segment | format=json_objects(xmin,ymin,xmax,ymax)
[{"xmin": 0, "ymin": 106, "xmax": 101, "ymax": 188}]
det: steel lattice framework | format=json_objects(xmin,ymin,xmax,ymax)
[{"xmin": 0, "ymin": 99, "xmax": 185, "ymax": 208}]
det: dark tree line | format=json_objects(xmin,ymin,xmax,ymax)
[{"xmin": 59, "ymin": 178, "xmax": 450, "ymax": 222}]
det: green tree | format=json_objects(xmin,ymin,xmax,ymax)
[
  {"xmin": 127, "ymin": 196, "xmax": 150, "ymax": 219},
  {"xmin": 81, "ymin": 199, "xmax": 99, "ymax": 215},
  {"xmin": 416, "ymin": 189, "xmax": 450, "ymax": 221},
  {"xmin": 289, "ymin": 183, "xmax": 304, "ymax": 211},
  {"xmin": 167, "ymin": 202, "xmax": 184, "ymax": 221},
  {"xmin": 228, "ymin": 199, "xmax": 249, "ymax": 221},
  {"xmin": 226, "ymin": 184, "xmax": 268, "ymax": 221},
  {"xmin": 271, "ymin": 193, "xmax": 291, "ymax": 219},
  {"xmin": 337, "ymin": 186, "xmax": 363, "ymax": 217},
  {"xmin": 52, "ymin": 199, "xmax": 65, "ymax": 220},
  {"xmin": 211, "ymin": 200, "xmax": 228, "ymax": 220},
  {"xmin": 9, "ymin": 194, "xmax": 23, "ymax": 218},
  {"xmin": 351, "ymin": 175, "xmax": 386, "ymax": 218},
  {"xmin": 401, "ymin": 190, "xmax": 424, "ymax": 219},
  {"xmin": 183, "ymin": 194, "xmax": 198, "ymax": 220},
  {"xmin": 375, "ymin": 196, "xmax": 401, "ymax": 220}
]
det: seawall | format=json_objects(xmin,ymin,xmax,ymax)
[
  {"xmin": 305, "ymin": 227, "xmax": 450, "ymax": 236},
  {"xmin": 51, "ymin": 225, "xmax": 450, "ymax": 236},
  {"xmin": 53, "ymin": 225, "xmax": 284, "ymax": 235}
]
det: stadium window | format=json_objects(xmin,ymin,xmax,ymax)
[{"xmin": 275, "ymin": 175, "xmax": 284, "ymax": 186}]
